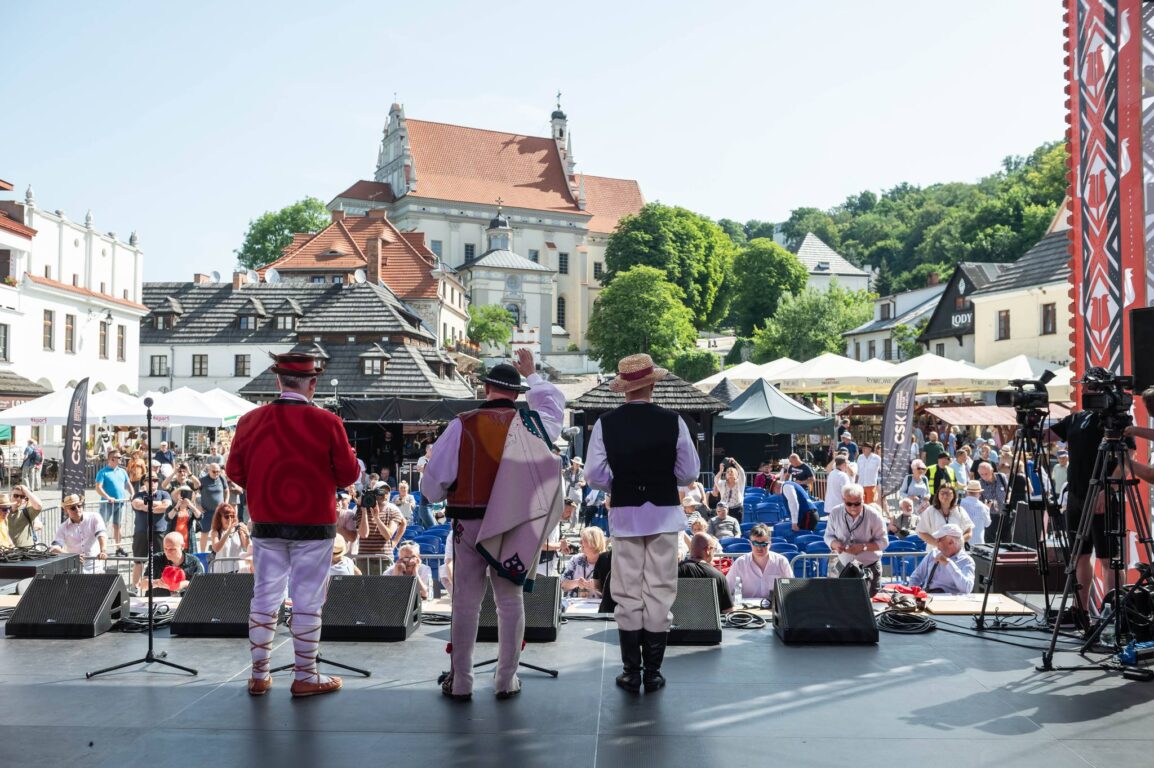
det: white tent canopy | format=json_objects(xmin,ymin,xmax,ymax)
[
  {"xmin": 755, "ymin": 357, "xmax": 801, "ymax": 381},
  {"xmin": 694, "ymin": 360, "xmax": 770, "ymax": 390},
  {"xmin": 888, "ymin": 353, "xmax": 1001, "ymax": 393},
  {"xmin": 772, "ymin": 353, "xmax": 883, "ymax": 392},
  {"xmin": 0, "ymin": 387, "xmax": 87, "ymax": 426},
  {"xmin": 979, "ymin": 355, "xmax": 1073, "ymax": 401},
  {"xmin": 142, "ymin": 387, "xmax": 242, "ymax": 428},
  {"xmin": 201, "ymin": 388, "xmax": 258, "ymax": 427},
  {"xmin": 90, "ymin": 390, "xmax": 149, "ymax": 425}
]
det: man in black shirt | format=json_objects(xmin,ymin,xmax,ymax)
[
  {"xmin": 677, "ymin": 533, "xmax": 734, "ymax": 613},
  {"xmin": 141, "ymin": 531, "xmax": 203, "ymax": 594}
]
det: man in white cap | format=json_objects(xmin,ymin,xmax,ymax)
[
  {"xmin": 908, "ymin": 523, "xmax": 975, "ymax": 594},
  {"xmin": 585, "ymin": 353, "xmax": 700, "ymax": 694}
]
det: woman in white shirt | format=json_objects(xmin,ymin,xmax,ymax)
[
  {"xmin": 330, "ymin": 535, "xmax": 361, "ymax": 576},
  {"xmin": 208, "ymin": 503, "xmax": 250, "ymax": 573},
  {"xmin": 394, "ymin": 481, "xmax": 418, "ymax": 524},
  {"xmin": 713, "ymin": 458, "xmax": 747, "ymax": 522}
]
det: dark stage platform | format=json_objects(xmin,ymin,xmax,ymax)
[{"xmin": 1, "ymin": 603, "xmax": 1152, "ymax": 768}]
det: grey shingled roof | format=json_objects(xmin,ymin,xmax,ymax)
[
  {"xmin": 957, "ymin": 262, "xmax": 1007, "ymax": 290},
  {"xmin": 708, "ymin": 378, "xmax": 743, "ymax": 405},
  {"xmin": 141, "ymin": 282, "xmax": 435, "ymax": 345},
  {"xmin": 795, "ymin": 233, "xmax": 868, "ymax": 277},
  {"xmin": 843, "ymin": 286, "xmax": 945, "ymax": 336},
  {"xmin": 970, "ymin": 232, "xmax": 1070, "ymax": 296},
  {"xmin": 568, "ymin": 374, "xmax": 727, "ymax": 413},
  {"xmin": 0, "ymin": 370, "xmax": 52, "ymax": 398},
  {"xmin": 239, "ymin": 340, "xmax": 474, "ymax": 399},
  {"xmin": 459, "ymin": 248, "xmax": 553, "ymax": 272}
]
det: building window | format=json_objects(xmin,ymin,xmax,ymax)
[
  {"xmin": 529, "ymin": 249, "xmax": 540, "ymax": 263},
  {"xmin": 431, "ymin": 240, "xmax": 443, "ymax": 258},
  {"xmin": 880, "ymin": 304, "xmax": 891, "ymax": 320},
  {"xmin": 442, "ymin": 322, "xmax": 448, "ymax": 341},
  {"xmin": 556, "ymin": 296, "xmax": 567, "ymax": 329},
  {"xmin": 275, "ymin": 315, "xmax": 296, "ymax": 330},
  {"xmin": 149, "ymin": 355, "xmax": 169, "ymax": 377},
  {"xmin": 505, "ymin": 303, "xmax": 521, "ymax": 327},
  {"xmin": 191, "ymin": 354, "xmax": 208, "ymax": 376},
  {"xmin": 955, "ymin": 296, "xmax": 966, "ymax": 310},
  {"xmin": 64, "ymin": 314, "xmax": 75, "ymax": 353},
  {"xmin": 42, "ymin": 310, "xmax": 54, "ymax": 351},
  {"xmin": 1041, "ymin": 302, "xmax": 1057, "ymax": 335},
  {"xmin": 996, "ymin": 310, "xmax": 1010, "ymax": 341},
  {"xmin": 234, "ymin": 354, "xmax": 250, "ymax": 377},
  {"xmin": 238, "ymin": 315, "xmax": 258, "ymax": 330},
  {"xmin": 867, "ymin": 340, "xmax": 876, "ymax": 359},
  {"xmin": 44, "ymin": 265, "xmax": 51, "ymax": 279},
  {"xmin": 854, "ymin": 341, "xmax": 861, "ymax": 360},
  {"xmin": 464, "ymin": 244, "xmax": 475, "ymax": 260},
  {"xmin": 98, "ymin": 322, "xmax": 109, "ymax": 359},
  {"xmin": 883, "ymin": 338, "xmax": 893, "ymax": 361},
  {"xmin": 116, "ymin": 324, "xmax": 126, "ymax": 361},
  {"xmin": 100, "ymin": 281, "xmax": 106, "ymax": 294},
  {"xmin": 0, "ymin": 323, "xmax": 8, "ymax": 361},
  {"xmin": 154, "ymin": 314, "xmax": 172, "ymax": 330},
  {"xmin": 72, "ymin": 274, "xmax": 79, "ymax": 286},
  {"xmin": 310, "ymin": 276, "xmax": 326, "ymax": 284},
  {"xmin": 363, "ymin": 358, "xmax": 384, "ymax": 375},
  {"xmin": 332, "ymin": 275, "xmax": 343, "ymax": 284},
  {"xmin": 593, "ymin": 262, "xmax": 603, "ymax": 279},
  {"xmin": 935, "ymin": 342, "xmax": 946, "ymax": 357},
  {"xmin": 558, "ymin": 252, "xmax": 569, "ymax": 274}
]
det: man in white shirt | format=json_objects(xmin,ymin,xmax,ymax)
[
  {"xmin": 49, "ymin": 493, "xmax": 108, "ymax": 574},
  {"xmin": 909, "ymin": 524, "xmax": 975, "ymax": 594},
  {"xmin": 725, "ymin": 524, "xmax": 791, "ymax": 603},
  {"xmin": 823, "ymin": 483, "xmax": 888, "ymax": 595},
  {"xmin": 855, "ymin": 443, "xmax": 882, "ymax": 504},
  {"xmin": 958, "ymin": 480, "xmax": 991, "ymax": 546},
  {"xmin": 824, "ymin": 456, "xmax": 851, "ymax": 513}
]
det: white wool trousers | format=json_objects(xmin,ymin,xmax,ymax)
[
  {"xmin": 611, "ymin": 532, "xmax": 679, "ymax": 632},
  {"xmin": 249, "ymin": 537, "xmax": 332, "ymax": 682},
  {"xmin": 448, "ymin": 518, "xmax": 525, "ymax": 695}
]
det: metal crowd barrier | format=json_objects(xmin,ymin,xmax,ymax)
[{"xmin": 785, "ymin": 551, "xmax": 926, "ymax": 583}]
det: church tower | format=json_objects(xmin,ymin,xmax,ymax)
[
  {"xmin": 375, "ymin": 102, "xmax": 415, "ymax": 195},
  {"xmin": 485, "ymin": 202, "xmax": 513, "ymax": 252},
  {"xmin": 551, "ymin": 93, "xmax": 579, "ymax": 199}
]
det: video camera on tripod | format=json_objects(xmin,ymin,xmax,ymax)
[
  {"xmin": 995, "ymin": 371, "xmax": 1055, "ymax": 427},
  {"xmin": 1080, "ymin": 366, "xmax": 1135, "ymax": 432}
]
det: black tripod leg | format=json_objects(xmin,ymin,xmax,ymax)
[{"xmin": 472, "ymin": 658, "xmax": 559, "ymax": 677}]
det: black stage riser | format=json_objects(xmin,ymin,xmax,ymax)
[{"xmin": 5, "ymin": 573, "xmax": 127, "ymax": 639}]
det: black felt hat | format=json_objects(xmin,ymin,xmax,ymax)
[{"xmin": 480, "ymin": 363, "xmax": 528, "ymax": 393}]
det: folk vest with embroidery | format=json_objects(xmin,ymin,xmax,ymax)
[{"xmin": 446, "ymin": 402, "xmax": 519, "ymax": 519}]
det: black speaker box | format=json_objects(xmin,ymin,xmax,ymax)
[
  {"xmin": 773, "ymin": 578, "xmax": 878, "ymax": 644},
  {"xmin": 170, "ymin": 573, "xmax": 259, "ymax": 637},
  {"xmin": 5, "ymin": 573, "xmax": 128, "ymax": 639},
  {"xmin": 1131, "ymin": 307, "xmax": 1154, "ymax": 393},
  {"xmin": 0, "ymin": 552, "xmax": 81, "ymax": 580},
  {"xmin": 669, "ymin": 578, "xmax": 723, "ymax": 645},
  {"xmin": 478, "ymin": 575, "xmax": 560, "ymax": 643},
  {"xmin": 322, "ymin": 575, "xmax": 421, "ymax": 642}
]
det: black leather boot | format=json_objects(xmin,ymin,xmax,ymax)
[
  {"xmin": 640, "ymin": 630, "xmax": 668, "ymax": 692},
  {"xmin": 615, "ymin": 629, "xmax": 643, "ymax": 693}
]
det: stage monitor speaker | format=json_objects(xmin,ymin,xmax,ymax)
[
  {"xmin": 0, "ymin": 552, "xmax": 81, "ymax": 580},
  {"xmin": 322, "ymin": 575, "xmax": 421, "ymax": 642},
  {"xmin": 773, "ymin": 578, "xmax": 878, "ymax": 644},
  {"xmin": 170, "ymin": 573, "xmax": 258, "ymax": 638},
  {"xmin": 478, "ymin": 576, "xmax": 560, "ymax": 643},
  {"xmin": 5, "ymin": 573, "xmax": 128, "ymax": 639},
  {"xmin": 1132, "ymin": 306, "xmax": 1154, "ymax": 393},
  {"xmin": 669, "ymin": 577, "xmax": 723, "ymax": 645}
]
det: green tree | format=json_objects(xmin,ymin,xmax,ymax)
[
  {"xmin": 891, "ymin": 318, "xmax": 929, "ymax": 361},
  {"xmin": 717, "ymin": 218, "xmax": 748, "ymax": 246},
  {"xmin": 235, "ymin": 197, "xmax": 331, "ymax": 270},
  {"xmin": 751, "ymin": 281, "xmax": 874, "ymax": 363},
  {"xmin": 586, "ymin": 265, "xmax": 696, "ymax": 372},
  {"xmin": 725, "ymin": 338, "xmax": 753, "ymax": 365},
  {"xmin": 604, "ymin": 203, "xmax": 738, "ymax": 329},
  {"xmin": 671, "ymin": 348, "xmax": 721, "ymax": 383},
  {"xmin": 779, "ymin": 207, "xmax": 842, "ymax": 252},
  {"xmin": 743, "ymin": 219, "xmax": 777, "ymax": 240},
  {"xmin": 466, "ymin": 304, "xmax": 516, "ymax": 351},
  {"xmin": 730, "ymin": 238, "xmax": 809, "ymax": 336}
]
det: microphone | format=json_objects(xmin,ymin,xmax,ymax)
[{"xmin": 143, "ymin": 397, "xmax": 154, "ymax": 408}]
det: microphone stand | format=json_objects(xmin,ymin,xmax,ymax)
[{"xmin": 88, "ymin": 397, "xmax": 197, "ymax": 678}]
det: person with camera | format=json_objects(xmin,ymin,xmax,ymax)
[
  {"xmin": 209, "ymin": 502, "xmax": 250, "ymax": 573},
  {"xmin": 824, "ymin": 483, "xmax": 888, "ymax": 596},
  {"xmin": 713, "ymin": 457, "xmax": 746, "ymax": 523},
  {"xmin": 355, "ymin": 488, "xmax": 407, "ymax": 575},
  {"xmin": 385, "ymin": 541, "xmax": 433, "ymax": 600},
  {"xmin": 165, "ymin": 485, "xmax": 203, "ymax": 553},
  {"xmin": 129, "ymin": 473, "xmax": 172, "ymax": 590}
]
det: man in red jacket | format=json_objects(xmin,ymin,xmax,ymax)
[{"xmin": 226, "ymin": 352, "xmax": 359, "ymax": 698}]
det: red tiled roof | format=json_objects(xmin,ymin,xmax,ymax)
[
  {"xmin": 581, "ymin": 175, "xmax": 645, "ymax": 234},
  {"xmin": 267, "ymin": 213, "xmax": 439, "ymax": 300},
  {"xmin": 0, "ymin": 179, "xmax": 13, "ymax": 192},
  {"xmin": 332, "ymin": 180, "xmax": 396, "ymax": 205},
  {"xmin": 400, "ymin": 231, "xmax": 435, "ymax": 257},
  {"xmin": 405, "ymin": 119, "xmax": 586, "ymax": 215},
  {"xmin": 0, "ymin": 214, "xmax": 36, "ymax": 240},
  {"xmin": 25, "ymin": 274, "xmax": 148, "ymax": 311}
]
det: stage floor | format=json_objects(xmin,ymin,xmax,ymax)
[{"xmin": 1, "ymin": 600, "xmax": 1152, "ymax": 768}]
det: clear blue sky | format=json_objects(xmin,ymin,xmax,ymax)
[{"xmin": 1, "ymin": 1, "xmax": 1065, "ymax": 282}]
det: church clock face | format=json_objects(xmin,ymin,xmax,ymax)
[{"xmin": 505, "ymin": 275, "xmax": 521, "ymax": 291}]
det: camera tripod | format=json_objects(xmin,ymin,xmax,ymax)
[
  {"xmin": 975, "ymin": 407, "xmax": 1075, "ymax": 631},
  {"xmin": 1039, "ymin": 422, "xmax": 1154, "ymax": 678}
]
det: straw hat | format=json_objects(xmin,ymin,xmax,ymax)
[
  {"xmin": 965, "ymin": 480, "xmax": 983, "ymax": 493},
  {"xmin": 608, "ymin": 353, "xmax": 668, "ymax": 393}
]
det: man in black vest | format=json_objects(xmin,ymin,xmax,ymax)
[{"xmin": 585, "ymin": 354, "xmax": 700, "ymax": 693}]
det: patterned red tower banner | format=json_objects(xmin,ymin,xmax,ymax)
[{"xmin": 1065, "ymin": 0, "xmax": 1150, "ymax": 589}]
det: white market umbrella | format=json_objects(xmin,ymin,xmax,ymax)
[
  {"xmin": 202, "ymin": 388, "xmax": 258, "ymax": 427},
  {"xmin": 773, "ymin": 353, "xmax": 881, "ymax": 392},
  {"xmin": 145, "ymin": 387, "xmax": 232, "ymax": 427},
  {"xmin": 980, "ymin": 356, "xmax": 1074, "ymax": 401},
  {"xmin": 0, "ymin": 386, "xmax": 85, "ymax": 426},
  {"xmin": 889, "ymin": 353, "xmax": 1001, "ymax": 393},
  {"xmin": 694, "ymin": 360, "xmax": 766, "ymax": 390},
  {"xmin": 754, "ymin": 357, "xmax": 801, "ymax": 381},
  {"xmin": 90, "ymin": 390, "xmax": 149, "ymax": 425}
]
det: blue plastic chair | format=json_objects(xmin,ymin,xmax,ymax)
[
  {"xmin": 814, "ymin": 500, "xmax": 825, "ymax": 517},
  {"xmin": 739, "ymin": 522, "xmax": 758, "ymax": 536},
  {"xmin": 815, "ymin": 520, "xmax": 827, "ymax": 533},
  {"xmin": 794, "ymin": 534, "xmax": 824, "ymax": 549},
  {"xmin": 717, "ymin": 536, "xmax": 746, "ymax": 549},
  {"xmin": 414, "ymin": 535, "xmax": 444, "ymax": 554},
  {"xmin": 723, "ymin": 541, "xmax": 752, "ymax": 554},
  {"xmin": 770, "ymin": 542, "xmax": 799, "ymax": 557},
  {"xmin": 772, "ymin": 521, "xmax": 795, "ymax": 541},
  {"xmin": 803, "ymin": 541, "xmax": 832, "ymax": 577},
  {"xmin": 882, "ymin": 540, "xmax": 923, "ymax": 582}
]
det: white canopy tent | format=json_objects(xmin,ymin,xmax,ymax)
[
  {"xmin": 887, "ymin": 353, "xmax": 1002, "ymax": 393},
  {"xmin": 0, "ymin": 387, "xmax": 85, "ymax": 426},
  {"xmin": 142, "ymin": 387, "xmax": 242, "ymax": 428},
  {"xmin": 755, "ymin": 357, "xmax": 802, "ymax": 381},
  {"xmin": 979, "ymin": 355, "xmax": 1073, "ymax": 401},
  {"xmin": 201, "ymin": 388, "xmax": 258, "ymax": 427},
  {"xmin": 772, "ymin": 353, "xmax": 883, "ymax": 392},
  {"xmin": 694, "ymin": 360, "xmax": 772, "ymax": 390}
]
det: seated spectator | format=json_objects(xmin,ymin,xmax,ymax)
[
  {"xmin": 140, "ymin": 532, "xmax": 203, "ymax": 594},
  {"xmin": 725, "ymin": 524, "xmax": 791, "ymax": 604},
  {"xmin": 49, "ymin": 493, "xmax": 108, "ymax": 573},
  {"xmin": 677, "ymin": 532, "xmax": 734, "ymax": 613},
  {"xmin": 908, "ymin": 524, "xmax": 975, "ymax": 594},
  {"xmin": 916, "ymin": 485, "xmax": 974, "ymax": 549},
  {"xmin": 707, "ymin": 503, "xmax": 741, "ymax": 540},
  {"xmin": 330, "ymin": 536, "xmax": 362, "ymax": 576},
  {"xmin": 886, "ymin": 497, "xmax": 918, "ymax": 536},
  {"xmin": 823, "ymin": 483, "xmax": 888, "ymax": 596},
  {"xmin": 561, "ymin": 527, "xmax": 608, "ymax": 598},
  {"xmin": 385, "ymin": 541, "xmax": 433, "ymax": 600},
  {"xmin": 208, "ymin": 503, "xmax": 250, "ymax": 573}
]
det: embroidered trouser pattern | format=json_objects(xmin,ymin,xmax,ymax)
[
  {"xmin": 250, "ymin": 537, "xmax": 333, "ymax": 682},
  {"xmin": 448, "ymin": 518, "xmax": 525, "ymax": 695}
]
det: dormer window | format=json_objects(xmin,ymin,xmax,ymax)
[
  {"xmin": 880, "ymin": 303, "xmax": 892, "ymax": 320},
  {"xmin": 275, "ymin": 315, "xmax": 296, "ymax": 330},
  {"xmin": 360, "ymin": 343, "xmax": 391, "ymax": 376},
  {"xmin": 815, "ymin": 261, "xmax": 830, "ymax": 272},
  {"xmin": 154, "ymin": 314, "xmax": 173, "ymax": 330},
  {"xmin": 238, "ymin": 315, "xmax": 259, "ymax": 330}
]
